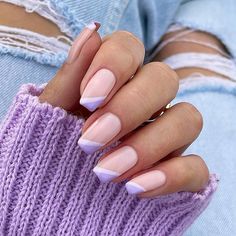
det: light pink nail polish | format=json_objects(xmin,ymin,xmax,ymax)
[
  {"xmin": 93, "ymin": 146, "xmax": 138, "ymax": 183},
  {"xmin": 125, "ymin": 170, "xmax": 166, "ymax": 195},
  {"xmin": 80, "ymin": 69, "xmax": 116, "ymax": 111},
  {"xmin": 67, "ymin": 21, "xmax": 100, "ymax": 64},
  {"xmin": 78, "ymin": 112, "xmax": 121, "ymax": 154}
]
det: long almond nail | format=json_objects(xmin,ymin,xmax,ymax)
[
  {"xmin": 80, "ymin": 69, "xmax": 116, "ymax": 111},
  {"xmin": 67, "ymin": 21, "xmax": 100, "ymax": 64},
  {"xmin": 125, "ymin": 170, "xmax": 166, "ymax": 195},
  {"xmin": 93, "ymin": 146, "xmax": 138, "ymax": 183},
  {"xmin": 78, "ymin": 112, "xmax": 121, "ymax": 154}
]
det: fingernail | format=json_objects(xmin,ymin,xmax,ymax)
[
  {"xmin": 67, "ymin": 21, "xmax": 100, "ymax": 64},
  {"xmin": 93, "ymin": 146, "xmax": 138, "ymax": 183},
  {"xmin": 80, "ymin": 69, "xmax": 116, "ymax": 112},
  {"xmin": 78, "ymin": 112, "xmax": 121, "ymax": 154},
  {"xmin": 125, "ymin": 170, "xmax": 166, "ymax": 195}
]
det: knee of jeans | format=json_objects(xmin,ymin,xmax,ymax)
[
  {"xmin": 0, "ymin": 0, "xmax": 87, "ymax": 67},
  {"xmin": 149, "ymin": 24, "xmax": 236, "ymax": 82}
]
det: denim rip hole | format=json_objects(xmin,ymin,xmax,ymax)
[
  {"xmin": 148, "ymin": 24, "xmax": 236, "ymax": 82},
  {"xmin": 0, "ymin": 0, "xmax": 87, "ymax": 67}
]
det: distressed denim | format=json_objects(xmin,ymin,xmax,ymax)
[{"xmin": 0, "ymin": 0, "xmax": 236, "ymax": 235}]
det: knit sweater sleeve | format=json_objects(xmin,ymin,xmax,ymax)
[{"xmin": 0, "ymin": 84, "xmax": 218, "ymax": 236}]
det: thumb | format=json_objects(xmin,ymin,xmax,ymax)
[{"xmin": 39, "ymin": 23, "xmax": 102, "ymax": 113}]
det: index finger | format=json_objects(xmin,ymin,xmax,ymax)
[{"xmin": 39, "ymin": 23, "xmax": 102, "ymax": 111}]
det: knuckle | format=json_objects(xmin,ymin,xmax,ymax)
[
  {"xmin": 191, "ymin": 155, "xmax": 210, "ymax": 185},
  {"xmin": 172, "ymin": 159, "xmax": 192, "ymax": 186},
  {"xmin": 126, "ymin": 86, "xmax": 153, "ymax": 117},
  {"xmin": 172, "ymin": 156, "xmax": 209, "ymax": 191},
  {"xmin": 184, "ymin": 161, "xmax": 196, "ymax": 183},
  {"xmin": 103, "ymin": 41, "xmax": 136, "ymax": 68},
  {"xmin": 144, "ymin": 62, "xmax": 179, "ymax": 97},
  {"xmin": 158, "ymin": 63, "xmax": 179, "ymax": 94},
  {"xmin": 179, "ymin": 102, "xmax": 203, "ymax": 131},
  {"xmin": 114, "ymin": 30, "xmax": 144, "ymax": 49},
  {"xmin": 102, "ymin": 31, "xmax": 145, "ymax": 68},
  {"xmin": 122, "ymin": 50, "xmax": 137, "ymax": 70},
  {"xmin": 113, "ymin": 30, "xmax": 136, "ymax": 39},
  {"xmin": 104, "ymin": 40, "xmax": 126, "ymax": 53},
  {"xmin": 109, "ymin": 30, "xmax": 145, "ymax": 58}
]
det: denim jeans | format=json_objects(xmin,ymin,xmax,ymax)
[{"xmin": 0, "ymin": 0, "xmax": 236, "ymax": 235}]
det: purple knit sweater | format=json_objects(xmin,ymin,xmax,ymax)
[{"xmin": 0, "ymin": 84, "xmax": 218, "ymax": 236}]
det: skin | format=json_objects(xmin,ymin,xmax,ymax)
[
  {"xmin": 39, "ymin": 32, "xmax": 209, "ymax": 198},
  {"xmin": 1, "ymin": 3, "xmax": 228, "ymax": 198},
  {"xmin": 0, "ymin": 2, "xmax": 65, "ymax": 37}
]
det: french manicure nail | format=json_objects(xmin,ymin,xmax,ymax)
[
  {"xmin": 125, "ymin": 170, "xmax": 166, "ymax": 195},
  {"xmin": 93, "ymin": 146, "xmax": 138, "ymax": 183},
  {"xmin": 78, "ymin": 112, "xmax": 121, "ymax": 154},
  {"xmin": 80, "ymin": 69, "xmax": 116, "ymax": 111},
  {"xmin": 67, "ymin": 21, "xmax": 100, "ymax": 64}
]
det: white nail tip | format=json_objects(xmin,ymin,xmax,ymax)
[
  {"xmin": 86, "ymin": 22, "xmax": 97, "ymax": 30},
  {"xmin": 125, "ymin": 182, "xmax": 146, "ymax": 195},
  {"xmin": 93, "ymin": 166, "xmax": 119, "ymax": 183}
]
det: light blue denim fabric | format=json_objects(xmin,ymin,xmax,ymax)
[
  {"xmin": 0, "ymin": 0, "xmax": 236, "ymax": 235},
  {"xmin": 175, "ymin": 78, "xmax": 236, "ymax": 236}
]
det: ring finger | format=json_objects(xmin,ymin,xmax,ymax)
[{"xmin": 78, "ymin": 62, "xmax": 179, "ymax": 154}]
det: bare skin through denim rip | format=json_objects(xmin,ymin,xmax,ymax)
[
  {"xmin": 152, "ymin": 24, "xmax": 236, "ymax": 81},
  {"xmin": 0, "ymin": 25, "xmax": 71, "ymax": 55},
  {"xmin": 0, "ymin": 1, "xmax": 82, "ymax": 66},
  {"xmin": 0, "ymin": 0, "xmax": 86, "ymax": 38}
]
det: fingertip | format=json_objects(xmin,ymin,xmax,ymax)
[{"xmin": 79, "ymin": 96, "xmax": 103, "ymax": 112}]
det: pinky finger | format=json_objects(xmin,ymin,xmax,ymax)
[{"xmin": 125, "ymin": 155, "xmax": 209, "ymax": 198}]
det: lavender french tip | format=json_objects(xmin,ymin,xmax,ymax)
[
  {"xmin": 125, "ymin": 182, "xmax": 145, "ymax": 195},
  {"xmin": 93, "ymin": 166, "xmax": 119, "ymax": 183},
  {"xmin": 80, "ymin": 97, "xmax": 105, "ymax": 112},
  {"xmin": 78, "ymin": 138, "xmax": 102, "ymax": 154}
]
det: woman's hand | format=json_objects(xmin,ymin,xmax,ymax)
[{"xmin": 39, "ymin": 25, "xmax": 209, "ymax": 198}]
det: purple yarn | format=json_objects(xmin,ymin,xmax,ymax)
[{"xmin": 0, "ymin": 84, "xmax": 218, "ymax": 236}]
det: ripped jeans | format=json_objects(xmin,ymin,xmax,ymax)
[{"xmin": 0, "ymin": 0, "xmax": 236, "ymax": 235}]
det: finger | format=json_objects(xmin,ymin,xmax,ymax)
[
  {"xmin": 125, "ymin": 155, "xmax": 209, "ymax": 198},
  {"xmin": 78, "ymin": 62, "xmax": 178, "ymax": 154},
  {"xmin": 161, "ymin": 144, "xmax": 191, "ymax": 162},
  {"xmin": 39, "ymin": 23, "xmax": 102, "ymax": 111},
  {"xmin": 79, "ymin": 31, "xmax": 145, "ymax": 112},
  {"xmin": 92, "ymin": 102, "xmax": 202, "ymax": 183}
]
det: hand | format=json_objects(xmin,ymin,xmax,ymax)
[{"xmin": 39, "ymin": 24, "xmax": 209, "ymax": 198}]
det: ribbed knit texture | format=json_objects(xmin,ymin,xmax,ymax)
[{"xmin": 0, "ymin": 84, "xmax": 218, "ymax": 236}]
